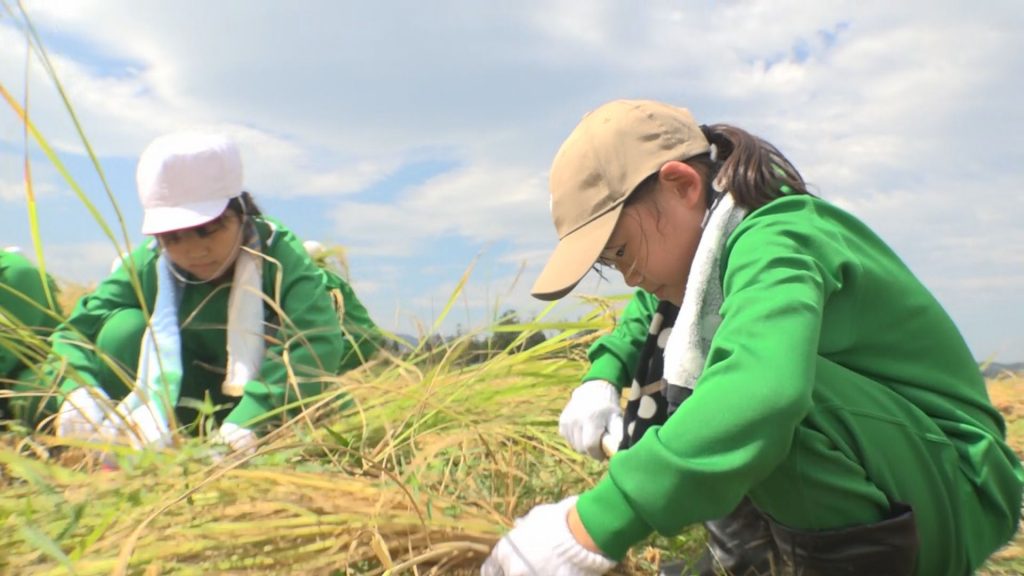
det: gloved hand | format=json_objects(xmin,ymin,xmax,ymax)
[
  {"xmin": 481, "ymin": 496, "xmax": 616, "ymax": 576},
  {"xmin": 211, "ymin": 422, "xmax": 258, "ymax": 457},
  {"xmin": 111, "ymin": 397, "xmax": 173, "ymax": 450},
  {"xmin": 559, "ymin": 380, "xmax": 623, "ymax": 460},
  {"xmin": 56, "ymin": 386, "xmax": 114, "ymax": 440}
]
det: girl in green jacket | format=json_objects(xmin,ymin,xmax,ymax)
[
  {"xmin": 50, "ymin": 132, "xmax": 380, "ymax": 455},
  {"xmin": 484, "ymin": 100, "xmax": 1023, "ymax": 576}
]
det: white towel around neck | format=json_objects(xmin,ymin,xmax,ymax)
[
  {"xmin": 663, "ymin": 192, "xmax": 748, "ymax": 394},
  {"xmin": 126, "ymin": 241, "xmax": 265, "ymax": 436}
]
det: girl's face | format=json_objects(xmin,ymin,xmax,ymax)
[
  {"xmin": 157, "ymin": 210, "xmax": 243, "ymax": 282},
  {"xmin": 597, "ymin": 162, "xmax": 706, "ymax": 305}
]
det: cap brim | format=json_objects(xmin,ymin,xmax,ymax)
[
  {"xmin": 531, "ymin": 204, "xmax": 624, "ymax": 300},
  {"xmin": 141, "ymin": 198, "xmax": 230, "ymax": 235}
]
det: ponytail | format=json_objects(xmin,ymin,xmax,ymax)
[
  {"xmin": 227, "ymin": 191, "xmax": 264, "ymax": 218},
  {"xmin": 696, "ymin": 124, "xmax": 809, "ymax": 211},
  {"xmin": 225, "ymin": 191, "xmax": 264, "ymax": 246}
]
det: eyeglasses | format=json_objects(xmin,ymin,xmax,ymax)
[{"xmin": 157, "ymin": 212, "xmax": 231, "ymax": 245}]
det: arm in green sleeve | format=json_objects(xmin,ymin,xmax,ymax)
[
  {"xmin": 0, "ymin": 329, "xmax": 19, "ymax": 377},
  {"xmin": 334, "ymin": 278, "xmax": 382, "ymax": 373},
  {"xmin": 49, "ymin": 248, "xmax": 154, "ymax": 396},
  {"xmin": 0, "ymin": 254, "xmax": 63, "ymax": 376},
  {"xmin": 583, "ymin": 289, "xmax": 658, "ymax": 389},
  {"xmin": 577, "ymin": 212, "xmax": 846, "ymax": 559},
  {"xmin": 0, "ymin": 253, "xmax": 62, "ymax": 332},
  {"xmin": 226, "ymin": 223, "xmax": 378, "ymax": 426}
]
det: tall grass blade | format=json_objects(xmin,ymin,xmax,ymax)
[{"xmin": 16, "ymin": 517, "xmax": 78, "ymax": 575}]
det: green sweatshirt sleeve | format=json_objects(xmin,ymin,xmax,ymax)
[
  {"xmin": 583, "ymin": 289, "xmax": 658, "ymax": 389},
  {"xmin": 226, "ymin": 221, "xmax": 380, "ymax": 426},
  {"xmin": 0, "ymin": 252, "xmax": 63, "ymax": 376},
  {"xmin": 576, "ymin": 205, "xmax": 844, "ymax": 560},
  {"xmin": 49, "ymin": 246, "xmax": 155, "ymax": 397},
  {"xmin": 332, "ymin": 277, "xmax": 383, "ymax": 373}
]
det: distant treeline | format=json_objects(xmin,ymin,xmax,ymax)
[
  {"xmin": 983, "ymin": 362, "xmax": 1024, "ymax": 379},
  {"xmin": 378, "ymin": 309, "xmax": 553, "ymax": 366}
]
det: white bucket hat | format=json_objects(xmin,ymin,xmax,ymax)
[{"xmin": 137, "ymin": 132, "xmax": 243, "ymax": 235}]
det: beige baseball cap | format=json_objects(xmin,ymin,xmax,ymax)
[
  {"xmin": 531, "ymin": 99, "xmax": 710, "ymax": 300},
  {"xmin": 137, "ymin": 132, "xmax": 243, "ymax": 235}
]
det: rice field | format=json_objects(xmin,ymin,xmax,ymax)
[
  {"xmin": 2, "ymin": 289, "xmax": 1022, "ymax": 574},
  {"xmin": 1, "ymin": 289, "xmax": 693, "ymax": 575},
  {"xmin": 1, "ymin": 7, "xmax": 1021, "ymax": 571}
]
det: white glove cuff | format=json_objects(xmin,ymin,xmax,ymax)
[
  {"xmin": 117, "ymin": 401, "xmax": 172, "ymax": 449},
  {"xmin": 216, "ymin": 422, "xmax": 258, "ymax": 455},
  {"xmin": 57, "ymin": 386, "xmax": 112, "ymax": 438},
  {"xmin": 60, "ymin": 385, "xmax": 111, "ymax": 414},
  {"xmin": 552, "ymin": 496, "xmax": 617, "ymax": 572}
]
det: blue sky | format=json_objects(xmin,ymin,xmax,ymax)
[{"xmin": 1, "ymin": 0, "xmax": 1022, "ymax": 361}]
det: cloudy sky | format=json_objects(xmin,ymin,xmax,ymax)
[{"xmin": 1, "ymin": 1, "xmax": 1021, "ymax": 361}]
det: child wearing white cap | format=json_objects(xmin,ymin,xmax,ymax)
[
  {"xmin": 1, "ymin": 247, "xmax": 64, "ymax": 421},
  {"xmin": 47, "ymin": 132, "xmax": 380, "ymax": 455},
  {"xmin": 483, "ymin": 100, "xmax": 1023, "ymax": 575}
]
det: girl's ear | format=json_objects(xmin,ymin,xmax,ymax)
[{"xmin": 657, "ymin": 161, "xmax": 704, "ymax": 208}]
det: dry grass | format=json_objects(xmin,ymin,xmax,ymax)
[
  {"xmin": 54, "ymin": 282, "xmax": 93, "ymax": 318},
  {"xmin": 0, "ymin": 364, "xmax": 581, "ymax": 574},
  {"xmin": 1, "ymin": 296, "xmax": 669, "ymax": 575},
  {"xmin": 1, "ymin": 457, "xmax": 494, "ymax": 575},
  {"xmin": 979, "ymin": 372, "xmax": 1024, "ymax": 575},
  {"xmin": 2, "ymin": 290, "xmax": 1021, "ymax": 574}
]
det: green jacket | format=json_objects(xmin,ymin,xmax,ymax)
[
  {"xmin": 0, "ymin": 250, "xmax": 63, "ymax": 377},
  {"xmin": 576, "ymin": 195, "xmax": 1023, "ymax": 562},
  {"xmin": 51, "ymin": 217, "xmax": 380, "ymax": 426},
  {"xmin": 582, "ymin": 289, "xmax": 658, "ymax": 389}
]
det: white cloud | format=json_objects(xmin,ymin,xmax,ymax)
[
  {"xmin": 0, "ymin": 176, "xmax": 61, "ymax": 203},
  {"xmin": 17, "ymin": 240, "xmax": 120, "ymax": 287},
  {"xmin": 0, "ymin": 16, "xmax": 398, "ymax": 204},
  {"xmin": 2, "ymin": 0, "xmax": 1021, "ymax": 356},
  {"xmin": 332, "ymin": 160, "xmax": 551, "ymax": 257},
  {"xmin": 0, "ymin": 176, "xmax": 26, "ymax": 202},
  {"xmin": 0, "ymin": 151, "xmax": 64, "ymax": 202}
]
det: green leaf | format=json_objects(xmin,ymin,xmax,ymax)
[
  {"xmin": 54, "ymin": 502, "xmax": 85, "ymax": 542},
  {"xmin": 16, "ymin": 517, "xmax": 77, "ymax": 574}
]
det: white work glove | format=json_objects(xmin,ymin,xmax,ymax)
[
  {"xmin": 211, "ymin": 422, "xmax": 258, "ymax": 457},
  {"xmin": 559, "ymin": 380, "xmax": 623, "ymax": 460},
  {"xmin": 56, "ymin": 386, "xmax": 114, "ymax": 440},
  {"xmin": 111, "ymin": 396, "xmax": 173, "ymax": 450},
  {"xmin": 481, "ymin": 496, "xmax": 616, "ymax": 576}
]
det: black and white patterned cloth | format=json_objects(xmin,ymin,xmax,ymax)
[{"xmin": 619, "ymin": 299, "xmax": 690, "ymax": 450}]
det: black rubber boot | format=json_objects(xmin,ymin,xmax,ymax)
[
  {"xmin": 767, "ymin": 502, "xmax": 918, "ymax": 576},
  {"xmin": 660, "ymin": 498, "xmax": 780, "ymax": 576}
]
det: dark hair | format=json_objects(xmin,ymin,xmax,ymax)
[
  {"xmin": 627, "ymin": 124, "xmax": 810, "ymax": 212},
  {"xmin": 225, "ymin": 191, "xmax": 263, "ymax": 218},
  {"xmin": 698, "ymin": 124, "xmax": 809, "ymax": 210}
]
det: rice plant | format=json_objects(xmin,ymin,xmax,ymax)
[{"xmin": 1, "ymin": 295, "xmax": 680, "ymax": 574}]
